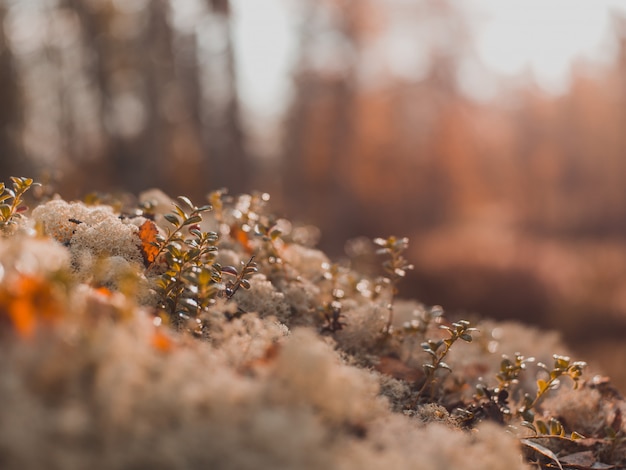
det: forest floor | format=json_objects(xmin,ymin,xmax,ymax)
[{"xmin": 0, "ymin": 178, "xmax": 625, "ymax": 469}]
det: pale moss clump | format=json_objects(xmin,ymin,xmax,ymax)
[
  {"xmin": 338, "ymin": 417, "xmax": 531, "ymax": 470},
  {"xmin": 542, "ymin": 383, "xmax": 626, "ymax": 437},
  {"xmin": 273, "ymin": 276, "xmax": 321, "ymax": 325},
  {"xmin": 333, "ymin": 302, "xmax": 389, "ymax": 355},
  {"xmin": 268, "ymin": 328, "xmax": 386, "ymax": 426},
  {"xmin": 31, "ymin": 199, "xmax": 144, "ymax": 265},
  {"xmin": 230, "ymin": 273, "xmax": 292, "ymax": 322},
  {"xmin": 30, "ymin": 199, "xmax": 150, "ymax": 299},
  {"xmin": 0, "ymin": 235, "xmax": 69, "ymax": 278},
  {"xmin": 280, "ymin": 243, "xmax": 330, "ymax": 280}
]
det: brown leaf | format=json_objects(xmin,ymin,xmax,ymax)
[
  {"xmin": 559, "ymin": 450, "xmax": 617, "ymax": 469},
  {"xmin": 521, "ymin": 439, "xmax": 564, "ymax": 470}
]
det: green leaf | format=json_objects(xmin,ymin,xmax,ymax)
[
  {"xmin": 177, "ymin": 196, "xmax": 194, "ymax": 209},
  {"xmin": 554, "ymin": 355, "xmax": 570, "ymax": 370},
  {"xmin": 183, "ymin": 214, "xmax": 202, "ymax": 226},
  {"xmin": 460, "ymin": 333, "xmax": 473, "ymax": 342},
  {"xmin": 521, "ymin": 409, "xmax": 535, "ymax": 423},
  {"xmin": 196, "ymin": 268, "xmax": 214, "ymax": 286},
  {"xmin": 535, "ymin": 420, "xmax": 548, "ymax": 435},
  {"xmin": 221, "ymin": 266, "xmax": 238, "ymax": 276},
  {"xmin": 549, "ymin": 419, "xmax": 564, "ymax": 437},
  {"xmin": 520, "ymin": 421, "xmax": 537, "ymax": 434},
  {"xmin": 0, "ymin": 204, "xmax": 11, "ymax": 220},
  {"xmin": 537, "ymin": 379, "xmax": 549, "ymax": 393},
  {"xmin": 164, "ymin": 214, "xmax": 180, "ymax": 226}
]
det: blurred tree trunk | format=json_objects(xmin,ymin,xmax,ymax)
[
  {"xmin": 282, "ymin": 0, "xmax": 362, "ymax": 252},
  {"xmin": 134, "ymin": 0, "xmax": 175, "ymax": 192},
  {"xmin": 0, "ymin": 3, "xmax": 26, "ymax": 177},
  {"xmin": 204, "ymin": 0, "xmax": 249, "ymax": 194},
  {"xmin": 64, "ymin": 0, "xmax": 118, "ymax": 191}
]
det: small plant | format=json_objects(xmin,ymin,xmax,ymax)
[
  {"xmin": 518, "ymin": 355, "xmax": 586, "ymax": 435},
  {"xmin": 416, "ymin": 319, "xmax": 477, "ymax": 400},
  {"xmin": 254, "ymin": 221, "xmax": 284, "ymax": 268},
  {"xmin": 318, "ymin": 262, "xmax": 347, "ymax": 334},
  {"xmin": 144, "ymin": 196, "xmax": 212, "ymax": 271},
  {"xmin": 215, "ymin": 191, "xmax": 287, "ymax": 271},
  {"xmin": 222, "ymin": 256, "xmax": 258, "ymax": 301},
  {"xmin": 468, "ymin": 351, "xmax": 587, "ymax": 441},
  {"xmin": 153, "ymin": 225, "xmax": 221, "ymax": 329},
  {"xmin": 373, "ymin": 236, "xmax": 413, "ymax": 334},
  {"xmin": 495, "ymin": 352, "xmax": 531, "ymax": 391},
  {"xmin": 147, "ymin": 197, "xmax": 262, "ymax": 331},
  {"xmin": 0, "ymin": 177, "xmax": 39, "ymax": 228},
  {"xmin": 143, "ymin": 197, "xmax": 219, "ymax": 330}
]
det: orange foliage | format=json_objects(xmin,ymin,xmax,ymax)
[
  {"xmin": 0, "ymin": 274, "xmax": 64, "ymax": 338},
  {"xmin": 231, "ymin": 225, "xmax": 253, "ymax": 253},
  {"xmin": 138, "ymin": 220, "xmax": 160, "ymax": 266},
  {"xmin": 151, "ymin": 327, "xmax": 174, "ymax": 353},
  {"xmin": 94, "ymin": 286, "xmax": 113, "ymax": 297}
]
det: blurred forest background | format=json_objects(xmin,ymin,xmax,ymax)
[{"xmin": 3, "ymin": 0, "xmax": 626, "ymax": 386}]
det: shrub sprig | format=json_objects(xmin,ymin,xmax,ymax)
[
  {"xmin": 0, "ymin": 177, "xmax": 39, "ymax": 228},
  {"xmin": 373, "ymin": 236, "xmax": 413, "ymax": 334}
]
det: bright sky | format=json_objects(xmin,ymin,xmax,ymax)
[{"xmin": 231, "ymin": 0, "xmax": 626, "ymax": 117}]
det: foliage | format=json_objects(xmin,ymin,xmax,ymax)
[
  {"xmin": 318, "ymin": 262, "xmax": 348, "ymax": 334},
  {"xmin": 0, "ymin": 177, "xmax": 39, "ymax": 229},
  {"xmin": 518, "ymin": 355, "xmax": 587, "ymax": 435},
  {"xmin": 373, "ymin": 236, "xmax": 414, "ymax": 334},
  {"xmin": 417, "ymin": 320, "xmax": 477, "ymax": 400}
]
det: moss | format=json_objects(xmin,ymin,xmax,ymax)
[{"xmin": 0, "ymin": 180, "xmax": 622, "ymax": 469}]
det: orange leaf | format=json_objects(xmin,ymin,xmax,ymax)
[
  {"xmin": 151, "ymin": 327, "xmax": 174, "ymax": 353},
  {"xmin": 231, "ymin": 225, "xmax": 253, "ymax": 253},
  {"xmin": 94, "ymin": 286, "xmax": 113, "ymax": 297},
  {"xmin": 7, "ymin": 297, "xmax": 36, "ymax": 338},
  {"xmin": 138, "ymin": 220, "xmax": 160, "ymax": 266},
  {"xmin": 1, "ymin": 275, "xmax": 63, "ymax": 338}
]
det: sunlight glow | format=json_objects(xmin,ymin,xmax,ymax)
[
  {"xmin": 473, "ymin": 0, "xmax": 625, "ymax": 93},
  {"xmin": 230, "ymin": 0, "xmax": 626, "ymax": 114},
  {"xmin": 231, "ymin": 0, "xmax": 294, "ymax": 119}
]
